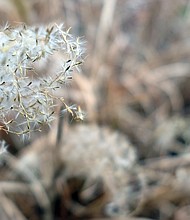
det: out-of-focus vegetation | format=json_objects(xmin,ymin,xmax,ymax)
[{"xmin": 1, "ymin": 0, "xmax": 190, "ymax": 219}]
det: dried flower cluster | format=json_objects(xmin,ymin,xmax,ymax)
[
  {"xmin": 0, "ymin": 23, "xmax": 84, "ymax": 137},
  {"xmin": 60, "ymin": 124, "xmax": 136, "ymax": 216}
]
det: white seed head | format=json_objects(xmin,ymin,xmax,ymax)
[{"xmin": 0, "ymin": 23, "xmax": 85, "ymax": 137}]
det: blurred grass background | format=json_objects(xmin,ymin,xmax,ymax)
[{"xmin": 1, "ymin": 0, "xmax": 190, "ymax": 219}]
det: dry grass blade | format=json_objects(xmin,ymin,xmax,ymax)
[
  {"xmin": 3, "ymin": 153, "xmax": 53, "ymax": 220},
  {"xmin": 144, "ymin": 153, "xmax": 190, "ymax": 172},
  {"xmin": 0, "ymin": 193, "xmax": 27, "ymax": 220}
]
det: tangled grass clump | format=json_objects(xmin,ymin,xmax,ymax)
[{"xmin": 0, "ymin": 23, "xmax": 85, "ymax": 138}]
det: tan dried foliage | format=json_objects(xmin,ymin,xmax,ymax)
[{"xmin": 1, "ymin": 0, "xmax": 190, "ymax": 219}]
